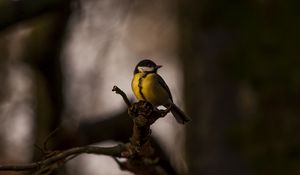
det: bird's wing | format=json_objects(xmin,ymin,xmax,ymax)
[{"xmin": 156, "ymin": 74, "xmax": 173, "ymax": 102}]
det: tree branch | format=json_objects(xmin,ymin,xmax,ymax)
[
  {"xmin": 112, "ymin": 85, "xmax": 131, "ymax": 107},
  {"xmin": 0, "ymin": 86, "xmax": 174, "ymax": 175},
  {"xmin": 0, "ymin": 144, "xmax": 125, "ymax": 172}
]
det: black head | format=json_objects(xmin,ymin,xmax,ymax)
[{"xmin": 134, "ymin": 59, "xmax": 162, "ymax": 74}]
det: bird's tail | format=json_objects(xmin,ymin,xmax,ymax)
[{"xmin": 170, "ymin": 104, "xmax": 191, "ymax": 124}]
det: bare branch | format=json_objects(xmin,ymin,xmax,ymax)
[
  {"xmin": 43, "ymin": 127, "xmax": 60, "ymax": 151},
  {"xmin": 112, "ymin": 85, "xmax": 131, "ymax": 107},
  {"xmin": 0, "ymin": 144, "xmax": 125, "ymax": 172},
  {"xmin": 0, "ymin": 86, "xmax": 175, "ymax": 175}
]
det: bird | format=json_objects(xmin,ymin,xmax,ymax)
[{"xmin": 131, "ymin": 59, "xmax": 190, "ymax": 124}]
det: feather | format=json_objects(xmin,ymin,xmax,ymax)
[{"xmin": 170, "ymin": 103, "xmax": 191, "ymax": 124}]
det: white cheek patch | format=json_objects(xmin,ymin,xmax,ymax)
[{"xmin": 138, "ymin": 66, "xmax": 154, "ymax": 72}]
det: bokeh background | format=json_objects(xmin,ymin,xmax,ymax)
[{"xmin": 0, "ymin": 0, "xmax": 299, "ymax": 175}]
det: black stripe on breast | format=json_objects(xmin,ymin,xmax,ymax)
[{"xmin": 138, "ymin": 73, "xmax": 148, "ymax": 101}]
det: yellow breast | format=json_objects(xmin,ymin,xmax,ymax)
[
  {"xmin": 131, "ymin": 73, "xmax": 171, "ymax": 106},
  {"xmin": 131, "ymin": 73, "xmax": 144, "ymax": 101}
]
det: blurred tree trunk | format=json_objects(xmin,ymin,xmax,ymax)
[
  {"xmin": 19, "ymin": 2, "xmax": 72, "ymax": 175},
  {"xmin": 0, "ymin": 0, "xmax": 69, "ymax": 30},
  {"xmin": 25, "ymin": 12, "xmax": 67, "ymax": 149},
  {"xmin": 0, "ymin": 31, "xmax": 10, "ymax": 162},
  {"xmin": 178, "ymin": 1, "xmax": 250, "ymax": 175},
  {"xmin": 179, "ymin": 0, "xmax": 300, "ymax": 175}
]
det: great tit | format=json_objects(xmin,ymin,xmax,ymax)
[{"xmin": 131, "ymin": 59, "xmax": 190, "ymax": 124}]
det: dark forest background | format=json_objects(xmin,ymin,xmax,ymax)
[{"xmin": 0, "ymin": 0, "xmax": 299, "ymax": 175}]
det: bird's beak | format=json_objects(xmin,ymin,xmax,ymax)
[{"xmin": 155, "ymin": 65, "xmax": 162, "ymax": 70}]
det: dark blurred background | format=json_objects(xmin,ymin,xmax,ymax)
[{"xmin": 0, "ymin": 0, "xmax": 299, "ymax": 175}]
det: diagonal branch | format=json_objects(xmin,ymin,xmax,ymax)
[{"xmin": 112, "ymin": 85, "xmax": 131, "ymax": 107}]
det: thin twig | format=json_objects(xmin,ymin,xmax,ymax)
[
  {"xmin": 34, "ymin": 144, "xmax": 45, "ymax": 155},
  {"xmin": 43, "ymin": 127, "xmax": 60, "ymax": 151},
  {"xmin": 112, "ymin": 86, "xmax": 131, "ymax": 107}
]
